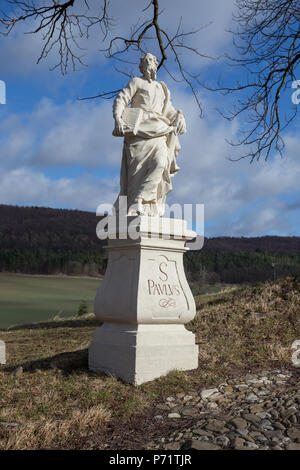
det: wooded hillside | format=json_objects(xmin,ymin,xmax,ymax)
[{"xmin": 0, "ymin": 204, "xmax": 299, "ymax": 283}]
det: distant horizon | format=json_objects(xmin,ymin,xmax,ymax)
[{"xmin": 1, "ymin": 203, "xmax": 299, "ymax": 240}]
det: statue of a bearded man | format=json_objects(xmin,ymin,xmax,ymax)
[{"xmin": 113, "ymin": 53, "xmax": 186, "ymax": 216}]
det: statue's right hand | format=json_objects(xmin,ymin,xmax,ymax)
[{"xmin": 113, "ymin": 118, "xmax": 125, "ymax": 137}]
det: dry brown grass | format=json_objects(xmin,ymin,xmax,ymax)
[
  {"xmin": 0, "ymin": 276, "xmax": 299, "ymax": 449},
  {"xmin": 0, "ymin": 367, "xmax": 153, "ymax": 449},
  {"xmin": 190, "ymin": 276, "xmax": 300, "ymax": 384},
  {"xmin": 4, "ymin": 405, "xmax": 111, "ymax": 450}
]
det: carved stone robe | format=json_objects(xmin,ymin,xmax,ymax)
[{"xmin": 113, "ymin": 76, "xmax": 185, "ymax": 216}]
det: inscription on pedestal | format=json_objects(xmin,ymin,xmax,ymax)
[
  {"xmin": 148, "ymin": 262, "xmax": 181, "ymax": 309},
  {"xmin": 146, "ymin": 257, "xmax": 190, "ymax": 318}
]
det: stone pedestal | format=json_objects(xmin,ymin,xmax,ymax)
[{"xmin": 88, "ymin": 216, "xmax": 198, "ymax": 385}]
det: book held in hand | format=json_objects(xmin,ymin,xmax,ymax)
[{"xmin": 113, "ymin": 107, "xmax": 143, "ymax": 136}]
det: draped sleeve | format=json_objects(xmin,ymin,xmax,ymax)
[
  {"xmin": 164, "ymin": 98, "xmax": 178, "ymax": 123},
  {"xmin": 113, "ymin": 78, "xmax": 139, "ymax": 120},
  {"xmin": 159, "ymin": 81, "xmax": 177, "ymax": 122}
]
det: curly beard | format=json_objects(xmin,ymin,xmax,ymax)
[{"xmin": 143, "ymin": 66, "xmax": 157, "ymax": 82}]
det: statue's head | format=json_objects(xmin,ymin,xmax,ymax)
[{"xmin": 139, "ymin": 53, "xmax": 158, "ymax": 81}]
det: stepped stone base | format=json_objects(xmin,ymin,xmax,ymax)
[{"xmin": 89, "ymin": 323, "xmax": 198, "ymax": 385}]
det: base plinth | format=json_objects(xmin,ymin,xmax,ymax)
[{"xmin": 89, "ymin": 323, "xmax": 198, "ymax": 385}]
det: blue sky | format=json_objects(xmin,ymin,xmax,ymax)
[{"xmin": 0, "ymin": 0, "xmax": 299, "ymax": 237}]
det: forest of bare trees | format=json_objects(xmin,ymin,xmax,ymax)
[{"xmin": 0, "ymin": 205, "xmax": 299, "ymax": 284}]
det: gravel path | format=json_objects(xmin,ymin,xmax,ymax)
[{"xmin": 145, "ymin": 368, "xmax": 300, "ymax": 450}]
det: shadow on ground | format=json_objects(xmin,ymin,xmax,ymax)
[{"xmin": 4, "ymin": 348, "xmax": 106, "ymax": 377}]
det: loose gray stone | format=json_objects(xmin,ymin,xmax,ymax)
[
  {"xmin": 208, "ymin": 392, "xmax": 222, "ymax": 400},
  {"xmin": 289, "ymin": 414, "xmax": 297, "ymax": 424},
  {"xmin": 168, "ymin": 413, "xmax": 181, "ymax": 419},
  {"xmin": 234, "ymin": 437, "xmax": 246, "ymax": 450},
  {"xmin": 198, "ymin": 436, "xmax": 210, "ymax": 442},
  {"xmin": 242, "ymin": 413, "xmax": 261, "ymax": 425},
  {"xmin": 245, "ymin": 442, "xmax": 259, "ymax": 449},
  {"xmin": 287, "ymin": 427, "xmax": 300, "ymax": 440},
  {"xmin": 215, "ymin": 436, "xmax": 230, "ymax": 448},
  {"xmin": 181, "ymin": 407, "xmax": 198, "ymax": 417},
  {"xmin": 183, "ymin": 395, "xmax": 194, "ymax": 402},
  {"xmin": 156, "ymin": 404, "xmax": 170, "ymax": 411},
  {"xmin": 262, "ymin": 378, "xmax": 273, "ymax": 385},
  {"xmin": 256, "ymin": 412, "xmax": 271, "ymax": 419},
  {"xmin": 264, "ymin": 430, "xmax": 284, "ymax": 440},
  {"xmin": 261, "ymin": 419, "xmax": 274, "ymax": 430},
  {"xmin": 250, "ymin": 432, "xmax": 268, "ymax": 442},
  {"xmin": 205, "ymin": 419, "xmax": 228, "ymax": 433},
  {"xmin": 273, "ymin": 421, "xmax": 285, "ymax": 430},
  {"xmin": 235, "ymin": 384, "xmax": 249, "ymax": 390},
  {"xmin": 250, "ymin": 404, "xmax": 265, "ymax": 413},
  {"xmin": 286, "ymin": 443, "xmax": 300, "ymax": 451},
  {"xmin": 183, "ymin": 439, "xmax": 221, "ymax": 451},
  {"xmin": 281, "ymin": 408, "xmax": 297, "ymax": 419},
  {"xmin": 236, "ymin": 429, "xmax": 249, "ymax": 438},
  {"xmin": 164, "ymin": 442, "xmax": 181, "ymax": 450},
  {"xmin": 200, "ymin": 388, "xmax": 219, "ymax": 400},
  {"xmin": 167, "ymin": 402, "xmax": 177, "ymax": 409},
  {"xmin": 192, "ymin": 429, "xmax": 212, "ymax": 437},
  {"xmin": 247, "ymin": 379, "xmax": 264, "ymax": 385},
  {"xmin": 207, "ymin": 402, "xmax": 219, "ymax": 410},
  {"xmin": 145, "ymin": 367, "xmax": 300, "ymax": 452},
  {"xmin": 231, "ymin": 417, "xmax": 248, "ymax": 429},
  {"xmin": 257, "ymin": 390, "xmax": 268, "ymax": 396},
  {"xmin": 246, "ymin": 393, "xmax": 259, "ymax": 402}
]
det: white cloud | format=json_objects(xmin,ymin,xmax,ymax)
[
  {"xmin": 0, "ymin": 97, "xmax": 121, "ymax": 169},
  {"xmin": 36, "ymin": 99, "xmax": 121, "ymax": 168},
  {"xmin": 0, "ymin": 166, "xmax": 119, "ymax": 211}
]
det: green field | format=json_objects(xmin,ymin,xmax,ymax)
[{"xmin": 0, "ymin": 274, "xmax": 101, "ymax": 329}]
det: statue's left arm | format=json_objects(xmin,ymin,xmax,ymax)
[{"xmin": 172, "ymin": 110, "xmax": 186, "ymax": 136}]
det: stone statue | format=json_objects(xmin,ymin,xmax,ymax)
[
  {"xmin": 112, "ymin": 53, "xmax": 186, "ymax": 217},
  {"xmin": 89, "ymin": 56, "xmax": 198, "ymax": 384}
]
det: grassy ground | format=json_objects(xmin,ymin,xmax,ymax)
[
  {"xmin": 0, "ymin": 274, "xmax": 101, "ymax": 329},
  {"xmin": 0, "ymin": 276, "xmax": 299, "ymax": 450}
]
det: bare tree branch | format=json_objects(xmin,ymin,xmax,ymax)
[
  {"xmin": 203, "ymin": 0, "xmax": 300, "ymax": 162},
  {"xmin": 0, "ymin": 0, "xmax": 113, "ymax": 74},
  {"xmin": 0, "ymin": 0, "xmax": 214, "ymax": 113}
]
